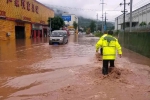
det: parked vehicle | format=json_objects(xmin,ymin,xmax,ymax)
[{"xmin": 49, "ymin": 30, "xmax": 68, "ymax": 45}]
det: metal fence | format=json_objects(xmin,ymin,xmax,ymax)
[
  {"xmin": 124, "ymin": 25, "xmax": 150, "ymax": 32},
  {"xmin": 118, "ymin": 32, "xmax": 150, "ymax": 58}
]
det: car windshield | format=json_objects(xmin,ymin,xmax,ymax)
[{"xmin": 51, "ymin": 32, "xmax": 64, "ymax": 37}]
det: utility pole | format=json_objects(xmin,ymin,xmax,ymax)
[
  {"xmin": 120, "ymin": 0, "xmax": 129, "ymax": 33},
  {"xmin": 96, "ymin": 13, "xmax": 98, "ymax": 31},
  {"xmin": 100, "ymin": 0, "xmax": 105, "ymax": 33},
  {"xmin": 104, "ymin": 12, "xmax": 108, "ymax": 31},
  {"xmin": 130, "ymin": 0, "xmax": 133, "ymax": 32},
  {"xmin": 120, "ymin": 0, "xmax": 129, "ymax": 45},
  {"xmin": 117, "ymin": 17, "xmax": 118, "ymax": 31}
]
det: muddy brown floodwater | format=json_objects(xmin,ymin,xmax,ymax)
[{"xmin": 0, "ymin": 34, "xmax": 150, "ymax": 100}]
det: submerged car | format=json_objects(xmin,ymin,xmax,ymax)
[{"xmin": 49, "ymin": 30, "xmax": 68, "ymax": 45}]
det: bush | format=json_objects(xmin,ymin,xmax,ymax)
[
  {"xmin": 139, "ymin": 22, "xmax": 147, "ymax": 26},
  {"xmin": 94, "ymin": 32, "xmax": 103, "ymax": 37}
]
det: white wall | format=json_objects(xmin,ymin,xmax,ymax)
[
  {"xmin": 62, "ymin": 13, "xmax": 78, "ymax": 27},
  {"xmin": 69, "ymin": 15, "xmax": 78, "ymax": 27},
  {"xmin": 115, "ymin": 3, "xmax": 150, "ymax": 30}
]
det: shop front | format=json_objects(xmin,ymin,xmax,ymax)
[{"xmin": 0, "ymin": 0, "xmax": 54, "ymax": 40}]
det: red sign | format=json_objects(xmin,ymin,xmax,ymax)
[
  {"xmin": 21, "ymin": 0, "xmax": 25, "ymax": 9},
  {"xmin": 27, "ymin": 1, "xmax": 30, "ymax": 11},
  {"xmin": 14, "ymin": 0, "xmax": 19, "ymax": 7},
  {"xmin": 32, "ymin": 4, "xmax": 34, "ymax": 12},
  {"xmin": 6, "ymin": 0, "xmax": 39, "ymax": 14},
  {"xmin": 7, "ymin": 0, "xmax": 12, "ymax": 3},
  {"xmin": 0, "ymin": 10, "xmax": 6, "ymax": 16},
  {"xmin": 35, "ymin": 6, "xmax": 39, "ymax": 14}
]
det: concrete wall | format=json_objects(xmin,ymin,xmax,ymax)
[{"xmin": 115, "ymin": 3, "xmax": 150, "ymax": 30}]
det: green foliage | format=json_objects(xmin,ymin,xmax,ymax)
[
  {"xmin": 90, "ymin": 20, "xmax": 96, "ymax": 33},
  {"xmin": 48, "ymin": 16, "xmax": 64, "ymax": 31},
  {"xmin": 86, "ymin": 28, "xmax": 91, "ymax": 34},
  {"xmin": 94, "ymin": 32, "xmax": 103, "ymax": 37},
  {"xmin": 73, "ymin": 21, "xmax": 78, "ymax": 30},
  {"xmin": 113, "ymin": 30, "xmax": 120, "ymax": 36},
  {"xmin": 149, "ymin": 22, "xmax": 150, "ymax": 25},
  {"xmin": 139, "ymin": 22, "xmax": 147, "ymax": 26},
  {"xmin": 78, "ymin": 17, "xmax": 114, "ymax": 31}
]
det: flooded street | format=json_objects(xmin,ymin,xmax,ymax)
[{"xmin": 0, "ymin": 34, "xmax": 150, "ymax": 100}]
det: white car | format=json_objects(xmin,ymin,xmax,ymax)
[{"xmin": 49, "ymin": 30, "xmax": 68, "ymax": 45}]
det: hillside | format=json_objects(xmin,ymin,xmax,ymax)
[{"xmin": 47, "ymin": 5, "xmax": 114, "ymax": 30}]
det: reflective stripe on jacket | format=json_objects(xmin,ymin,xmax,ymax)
[{"xmin": 95, "ymin": 35, "xmax": 122, "ymax": 60}]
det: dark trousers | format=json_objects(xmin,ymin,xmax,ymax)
[
  {"xmin": 102, "ymin": 60, "xmax": 115, "ymax": 75},
  {"xmin": 100, "ymin": 48, "xmax": 103, "ymax": 55}
]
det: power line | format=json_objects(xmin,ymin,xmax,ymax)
[
  {"xmin": 117, "ymin": 4, "xmax": 150, "ymax": 20},
  {"xmin": 113, "ymin": 0, "xmax": 124, "ymax": 10},
  {"xmin": 48, "ymin": 4, "xmax": 120, "ymax": 12},
  {"xmin": 133, "ymin": 0, "xmax": 150, "ymax": 9},
  {"xmin": 120, "ymin": 0, "xmax": 129, "ymax": 31},
  {"xmin": 133, "ymin": 0, "xmax": 146, "ymax": 7}
]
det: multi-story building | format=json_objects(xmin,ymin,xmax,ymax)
[
  {"xmin": 0, "ymin": 0, "xmax": 54, "ymax": 40},
  {"xmin": 115, "ymin": 3, "xmax": 150, "ymax": 30},
  {"xmin": 62, "ymin": 12, "xmax": 78, "ymax": 29}
]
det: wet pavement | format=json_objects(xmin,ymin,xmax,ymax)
[{"xmin": 0, "ymin": 34, "xmax": 150, "ymax": 100}]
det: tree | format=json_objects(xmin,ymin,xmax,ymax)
[
  {"xmin": 73, "ymin": 21, "xmax": 78, "ymax": 30},
  {"xmin": 139, "ymin": 22, "xmax": 147, "ymax": 26},
  {"xmin": 48, "ymin": 16, "xmax": 64, "ymax": 31},
  {"xmin": 86, "ymin": 28, "xmax": 91, "ymax": 34},
  {"xmin": 90, "ymin": 20, "xmax": 96, "ymax": 33}
]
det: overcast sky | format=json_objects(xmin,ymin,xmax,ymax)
[{"xmin": 37, "ymin": 0, "xmax": 150, "ymax": 22}]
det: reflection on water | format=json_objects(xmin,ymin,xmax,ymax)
[
  {"xmin": 0, "ymin": 34, "xmax": 85, "ymax": 99},
  {"xmin": 123, "ymin": 48, "xmax": 150, "ymax": 67}
]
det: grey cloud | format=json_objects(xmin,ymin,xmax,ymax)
[{"xmin": 37, "ymin": 0, "xmax": 147, "ymax": 22}]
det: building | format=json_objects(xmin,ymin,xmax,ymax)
[
  {"xmin": 115, "ymin": 3, "xmax": 150, "ymax": 30},
  {"xmin": 62, "ymin": 12, "xmax": 78, "ymax": 29},
  {"xmin": 0, "ymin": 0, "xmax": 54, "ymax": 40}
]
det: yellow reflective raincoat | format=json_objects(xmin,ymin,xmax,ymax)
[
  {"xmin": 95, "ymin": 35, "xmax": 122, "ymax": 60},
  {"xmin": 95, "ymin": 34, "xmax": 107, "ymax": 51}
]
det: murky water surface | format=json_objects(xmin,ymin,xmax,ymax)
[{"xmin": 0, "ymin": 34, "xmax": 150, "ymax": 100}]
